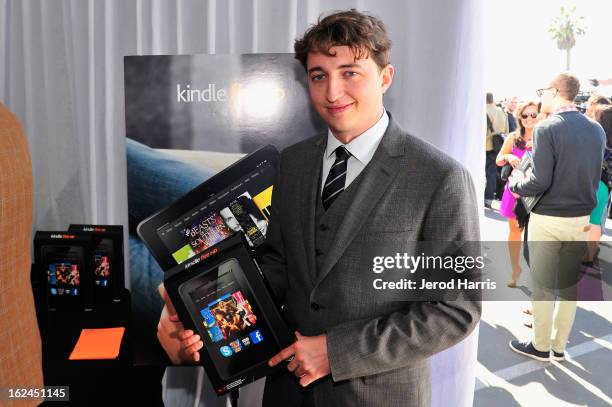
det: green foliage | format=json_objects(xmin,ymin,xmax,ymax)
[{"xmin": 548, "ymin": 5, "xmax": 585, "ymax": 51}]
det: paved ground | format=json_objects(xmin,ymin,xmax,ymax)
[{"xmin": 474, "ymin": 204, "xmax": 612, "ymax": 407}]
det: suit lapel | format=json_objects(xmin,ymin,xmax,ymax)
[
  {"xmin": 301, "ymin": 136, "xmax": 326, "ymax": 286},
  {"xmin": 313, "ymin": 119, "xmax": 406, "ymax": 290}
]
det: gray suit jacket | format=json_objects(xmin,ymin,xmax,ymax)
[{"xmin": 260, "ymin": 117, "xmax": 481, "ymax": 407}]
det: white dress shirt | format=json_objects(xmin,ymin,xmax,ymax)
[{"xmin": 320, "ymin": 110, "xmax": 389, "ymax": 195}]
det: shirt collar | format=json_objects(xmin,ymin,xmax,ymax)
[
  {"xmin": 325, "ymin": 110, "xmax": 389, "ymax": 164},
  {"xmin": 553, "ymin": 104, "xmax": 578, "ymax": 114}
]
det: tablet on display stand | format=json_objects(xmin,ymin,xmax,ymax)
[
  {"xmin": 34, "ymin": 231, "xmax": 95, "ymax": 313},
  {"xmin": 68, "ymin": 225, "xmax": 125, "ymax": 303}
]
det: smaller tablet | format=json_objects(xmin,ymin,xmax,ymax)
[
  {"xmin": 34, "ymin": 232, "xmax": 95, "ymax": 311},
  {"xmin": 93, "ymin": 240, "xmax": 113, "ymax": 289},
  {"xmin": 68, "ymin": 225, "xmax": 125, "ymax": 302},
  {"xmin": 179, "ymin": 258, "xmax": 276, "ymax": 380},
  {"xmin": 165, "ymin": 233, "xmax": 292, "ymax": 395},
  {"xmin": 46, "ymin": 253, "xmax": 82, "ymax": 298}
]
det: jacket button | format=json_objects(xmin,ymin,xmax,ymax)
[
  {"xmin": 315, "ymin": 249, "xmax": 324, "ymax": 256},
  {"xmin": 311, "ymin": 302, "xmax": 321, "ymax": 311},
  {"xmin": 319, "ymin": 224, "xmax": 329, "ymax": 231}
]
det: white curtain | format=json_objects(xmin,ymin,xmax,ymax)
[{"xmin": 0, "ymin": 1, "xmax": 484, "ymax": 406}]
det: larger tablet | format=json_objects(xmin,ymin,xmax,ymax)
[{"xmin": 137, "ymin": 145, "xmax": 279, "ymax": 271}]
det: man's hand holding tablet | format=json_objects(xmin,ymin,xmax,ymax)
[
  {"xmin": 157, "ymin": 283, "xmax": 203, "ymax": 364},
  {"xmin": 268, "ymin": 332, "xmax": 330, "ymax": 387}
]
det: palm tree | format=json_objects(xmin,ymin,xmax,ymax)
[{"xmin": 548, "ymin": 5, "xmax": 585, "ymax": 71}]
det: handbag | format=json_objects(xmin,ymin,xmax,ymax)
[
  {"xmin": 515, "ymin": 151, "xmax": 543, "ymax": 214},
  {"xmin": 492, "ymin": 133, "xmax": 505, "ymax": 153},
  {"xmin": 500, "ymin": 164, "xmax": 513, "ymax": 182},
  {"xmin": 513, "ymin": 199, "xmax": 530, "ymax": 229}
]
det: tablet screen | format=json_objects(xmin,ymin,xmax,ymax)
[
  {"xmin": 179, "ymin": 258, "xmax": 277, "ymax": 380},
  {"xmin": 93, "ymin": 238, "xmax": 113, "ymax": 288},
  {"xmin": 48, "ymin": 259, "xmax": 81, "ymax": 297},
  {"xmin": 67, "ymin": 225, "xmax": 125, "ymax": 301},
  {"xmin": 157, "ymin": 161, "xmax": 273, "ymax": 266},
  {"xmin": 137, "ymin": 145, "xmax": 278, "ymax": 272},
  {"xmin": 41, "ymin": 245, "xmax": 86, "ymax": 301}
]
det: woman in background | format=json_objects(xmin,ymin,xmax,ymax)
[
  {"xmin": 585, "ymin": 94, "xmax": 611, "ymax": 119},
  {"xmin": 496, "ymin": 101, "xmax": 539, "ymax": 287},
  {"xmin": 584, "ymin": 105, "xmax": 612, "ymax": 267}
]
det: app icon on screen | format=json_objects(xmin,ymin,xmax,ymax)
[
  {"xmin": 230, "ymin": 340, "xmax": 242, "ymax": 353},
  {"xmin": 47, "ymin": 269, "xmax": 57, "ymax": 285},
  {"xmin": 249, "ymin": 330, "xmax": 264, "ymax": 344},
  {"xmin": 220, "ymin": 346, "xmax": 233, "ymax": 357},
  {"xmin": 207, "ymin": 325, "xmax": 225, "ymax": 342},
  {"xmin": 50, "ymin": 288, "xmax": 57, "ymax": 295},
  {"xmin": 241, "ymin": 337, "xmax": 251, "ymax": 347}
]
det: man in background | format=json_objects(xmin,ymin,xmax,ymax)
[
  {"xmin": 486, "ymin": 92, "xmax": 509, "ymax": 207},
  {"xmin": 509, "ymin": 73, "xmax": 605, "ymax": 362},
  {"xmin": 505, "ymin": 96, "xmax": 518, "ymax": 133}
]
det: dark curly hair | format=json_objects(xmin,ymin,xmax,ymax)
[
  {"xmin": 294, "ymin": 9, "xmax": 391, "ymax": 71},
  {"xmin": 595, "ymin": 105, "xmax": 612, "ymax": 149},
  {"xmin": 513, "ymin": 101, "xmax": 539, "ymax": 149}
]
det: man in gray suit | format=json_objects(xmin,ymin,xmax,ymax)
[{"xmin": 178, "ymin": 10, "xmax": 481, "ymax": 406}]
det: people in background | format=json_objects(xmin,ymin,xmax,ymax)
[
  {"xmin": 584, "ymin": 104, "xmax": 612, "ymax": 267},
  {"xmin": 496, "ymin": 101, "xmax": 538, "ymax": 287},
  {"xmin": 486, "ymin": 92, "xmax": 510, "ymax": 207},
  {"xmin": 585, "ymin": 94, "xmax": 611, "ymax": 119},
  {"xmin": 505, "ymin": 96, "xmax": 518, "ymax": 133}
]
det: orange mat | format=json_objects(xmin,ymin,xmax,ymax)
[{"xmin": 69, "ymin": 327, "xmax": 125, "ymax": 360}]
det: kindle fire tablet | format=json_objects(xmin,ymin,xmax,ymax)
[
  {"xmin": 137, "ymin": 145, "xmax": 278, "ymax": 271},
  {"xmin": 68, "ymin": 225, "xmax": 125, "ymax": 302},
  {"xmin": 34, "ymin": 232, "xmax": 95, "ymax": 311},
  {"xmin": 164, "ymin": 233, "xmax": 292, "ymax": 395}
]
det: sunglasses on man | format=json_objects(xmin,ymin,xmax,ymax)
[{"xmin": 536, "ymin": 87, "xmax": 557, "ymax": 98}]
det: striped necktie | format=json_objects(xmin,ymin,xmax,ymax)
[{"xmin": 322, "ymin": 146, "xmax": 351, "ymax": 210}]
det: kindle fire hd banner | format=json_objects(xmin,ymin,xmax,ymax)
[{"xmin": 124, "ymin": 53, "xmax": 325, "ymax": 365}]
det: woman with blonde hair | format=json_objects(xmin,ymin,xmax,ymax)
[{"xmin": 496, "ymin": 101, "xmax": 539, "ymax": 287}]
